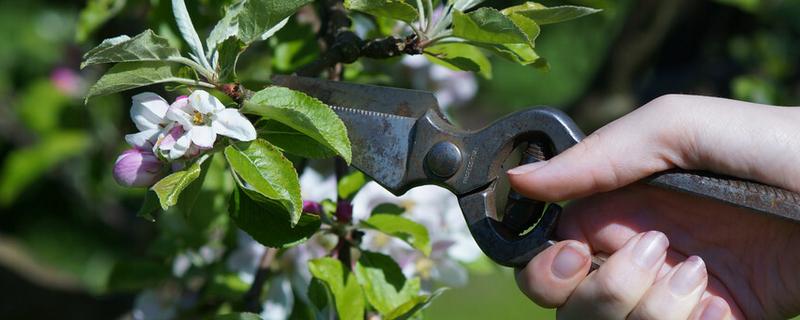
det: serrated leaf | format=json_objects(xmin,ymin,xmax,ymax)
[
  {"xmin": 501, "ymin": 2, "xmax": 601, "ymax": 25},
  {"xmin": 308, "ymin": 258, "xmax": 365, "ymax": 320},
  {"xmin": 243, "ymin": 86, "xmax": 351, "ymax": 163},
  {"xmin": 425, "ymin": 43, "xmax": 492, "ymax": 79},
  {"xmin": 344, "ymin": 0, "xmax": 419, "ymax": 23},
  {"xmin": 507, "ymin": 13, "xmax": 540, "ymax": 45},
  {"xmin": 354, "ymin": 251, "xmax": 420, "ymax": 315},
  {"xmin": 237, "ymin": 0, "xmax": 312, "ymax": 44},
  {"xmin": 85, "ymin": 62, "xmax": 204, "ymax": 102},
  {"xmin": 171, "ymin": 0, "xmax": 211, "ymax": 70},
  {"xmin": 0, "ymin": 131, "xmax": 90, "ymax": 205},
  {"xmin": 361, "ymin": 214, "xmax": 430, "ymax": 255},
  {"xmin": 177, "ymin": 154, "xmax": 213, "ymax": 215},
  {"xmin": 224, "ymin": 139, "xmax": 302, "ymax": 224},
  {"xmin": 229, "ymin": 187, "xmax": 320, "ymax": 248},
  {"xmin": 207, "ymin": 0, "xmax": 245, "ymax": 55},
  {"xmin": 81, "ymin": 30, "xmax": 182, "ymax": 69},
  {"xmin": 337, "ymin": 171, "xmax": 367, "ymax": 201},
  {"xmin": 256, "ymin": 120, "xmax": 337, "ymax": 159},
  {"xmin": 215, "ymin": 36, "xmax": 246, "ymax": 82},
  {"xmin": 151, "ymin": 157, "xmax": 206, "ymax": 210},
  {"xmin": 137, "ymin": 190, "xmax": 161, "ymax": 221},
  {"xmin": 472, "ymin": 42, "xmax": 542, "ymax": 66},
  {"xmin": 452, "ymin": 8, "xmax": 531, "ymax": 47},
  {"xmin": 385, "ymin": 288, "xmax": 447, "ymax": 320}
]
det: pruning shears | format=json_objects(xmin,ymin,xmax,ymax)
[{"xmin": 274, "ymin": 75, "xmax": 800, "ymax": 268}]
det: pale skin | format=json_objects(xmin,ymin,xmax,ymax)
[{"xmin": 507, "ymin": 94, "xmax": 800, "ymax": 319}]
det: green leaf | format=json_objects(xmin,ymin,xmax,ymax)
[
  {"xmin": 256, "ymin": 119, "xmax": 337, "ymax": 159},
  {"xmin": 501, "ymin": 2, "xmax": 601, "ymax": 25},
  {"xmin": 453, "ymin": 0, "xmax": 485, "ymax": 11},
  {"xmin": 176, "ymin": 154, "xmax": 213, "ymax": 215},
  {"xmin": 151, "ymin": 156, "xmax": 207, "ymax": 210},
  {"xmin": 371, "ymin": 203, "xmax": 405, "ymax": 216},
  {"xmin": 385, "ymin": 288, "xmax": 447, "ymax": 320},
  {"xmin": 229, "ymin": 186, "xmax": 320, "ymax": 248},
  {"xmin": 507, "ymin": 13, "xmax": 541, "ymax": 45},
  {"xmin": 237, "ymin": 0, "xmax": 313, "ymax": 44},
  {"xmin": 137, "ymin": 190, "xmax": 161, "ymax": 221},
  {"xmin": 214, "ymin": 313, "xmax": 263, "ymax": 320},
  {"xmin": 308, "ymin": 277, "xmax": 330, "ymax": 310},
  {"xmin": 452, "ymin": 8, "xmax": 531, "ymax": 47},
  {"xmin": 215, "ymin": 36, "xmax": 246, "ymax": 83},
  {"xmin": 81, "ymin": 30, "xmax": 182, "ymax": 69},
  {"xmin": 75, "ymin": 0, "xmax": 127, "ymax": 43},
  {"xmin": 308, "ymin": 258, "xmax": 365, "ymax": 320},
  {"xmin": 224, "ymin": 139, "xmax": 302, "ymax": 224},
  {"xmin": 472, "ymin": 42, "xmax": 543, "ymax": 66},
  {"xmin": 337, "ymin": 171, "xmax": 368, "ymax": 201},
  {"xmin": 354, "ymin": 251, "xmax": 420, "ymax": 315},
  {"xmin": 243, "ymin": 86, "xmax": 351, "ymax": 163},
  {"xmin": 0, "ymin": 131, "xmax": 90, "ymax": 205},
  {"xmin": 360, "ymin": 214, "xmax": 430, "ymax": 255},
  {"xmin": 344, "ymin": 0, "xmax": 419, "ymax": 23},
  {"xmin": 85, "ymin": 62, "xmax": 206, "ymax": 102},
  {"xmin": 425, "ymin": 43, "xmax": 492, "ymax": 79},
  {"xmin": 171, "ymin": 0, "xmax": 211, "ymax": 70}
]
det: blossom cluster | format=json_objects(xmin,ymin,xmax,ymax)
[{"xmin": 113, "ymin": 91, "xmax": 256, "ymax": 187}]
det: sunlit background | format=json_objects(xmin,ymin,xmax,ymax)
[{"xmin": 0, "ymin": 0, "xmax": 798, "ymax": 318}]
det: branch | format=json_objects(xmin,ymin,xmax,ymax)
[{"xmin": 242, "ymin": 248, "xmax": 278, "ymax": 313}]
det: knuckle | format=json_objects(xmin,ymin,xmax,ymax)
[{"xmin": 593, "ymin": 273, "xmax": 638, "ymax": 307}]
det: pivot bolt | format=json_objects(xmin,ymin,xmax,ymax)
[{"xmin": 425, "ymin": 141, "xmax": 462, "ymax": 178}]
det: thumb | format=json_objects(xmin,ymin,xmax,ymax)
[{"xmin": 506, "ymin": 100, "xmax": 680, "ymax": 202}]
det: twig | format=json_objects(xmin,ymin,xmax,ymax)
[{"xmin": 242, "ymin": 248, "xmax": 278, "ymax": 313}]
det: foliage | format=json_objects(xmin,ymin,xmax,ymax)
[{"xmin": 0, "ymin": 0, "xmax": 601, "ymax": 319}]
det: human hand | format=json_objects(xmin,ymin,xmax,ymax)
[{"xmin": 507, "ymin": 95, "xmax": 800, "ymax": 319}]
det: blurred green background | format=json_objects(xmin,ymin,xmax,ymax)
[{"xmin": 0, "ymin": 0, "xmax": 798, "ymax": 318}]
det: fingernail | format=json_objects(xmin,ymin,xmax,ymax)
[
  {"xmin": 507, "ymin": 161, "xmax": 547, "ymax": 175},
  {"xmin": 632, "ymin": 231, "xmax": 668, "ymax": 269},
  {"xmin": 669, "ymin": 256, "xmax": 706, "ymax": 296},
  {"xmin": 700, "ymin": 297, "xmax": 729, "ymax": 320},
  {"xmin": 551, "ymin": 242, "xmax": 589, "ymax": 279}
]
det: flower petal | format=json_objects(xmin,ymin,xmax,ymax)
[
  {"xmin": 169, "ymin": 134, "xmax": 191, "ymax": 160},
  {"xmin": 131, "ymin": 92, "xmax": 169, "ymax": 131},
  {"xmin": 189, "ymin": 90, "xmax": 225, "ymax": 114},
  {"xmin": 166, "ymin": 96, "xmax": 193, "ymax": 129},
  {"xmin": 211, "ymin": 109, "xmax": 256, "ymax": 141},
  {"xmin": 125, "ymin": 129, "xmax": 160, "ymax": 148},
  {"xmin": 190, "ymin": 125, "xmax": 216, "ymax": 148}
]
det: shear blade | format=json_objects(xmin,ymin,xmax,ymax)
[
  {"xmin": 273, "ymin": 76, "xmax": 427, "ymax": 193},
  {"xmin": 272, "ymin": 75, "xmax": 438, "ymax": 118}
]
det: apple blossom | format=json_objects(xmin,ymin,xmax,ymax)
[
  {"xmin": 113, "ymin": 148, "xmax": 164, "ymax": 187},
  {"xmin": 165, "ymin": 90, "xmax": 256, "ymax": 151},
  {"xmin": 125, "ymin": 92, "xmax": 172, "ymax": 149}
]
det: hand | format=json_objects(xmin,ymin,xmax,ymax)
[{"xmin": 507, "ymin": 94, "xmax": 800, "ymax": 319}]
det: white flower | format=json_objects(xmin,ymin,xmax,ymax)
[
  {"xmin": 165, "ymin": 90, "xmax": 256, "ymax": 153},
  {"xmin": 401, "ymin": 55, "xmax": 478, "ymax": 111},
  {"xmin": 125, "ymin": 92, "xmax": 171, "ymax": 148}
]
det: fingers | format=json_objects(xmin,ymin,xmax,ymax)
[
  {"xmin": 558, "ymin": 231, "xmax": 669, "ymax": 319},
  {"xmin": 515, "ymin": 240, "xmax": 593, "ymax": 307},
  {"xmin": 689, "ymin": 296, "xmax": 733, "ymax": 320},
  {"xmin": 507, "ymin": 94, "xmax": 800, "ymax": 202},
  {"xmin": 628, "ymin": 256, "xmax": 708, "ymax": 320}
]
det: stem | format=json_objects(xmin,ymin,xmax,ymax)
[
  {"xmin": 242, "ymin": 248, "xmax": 278, "ymax": 313},
  {"xmin": 416, "ymin": 0, "xmax": 427, "ymax": 32},
  {"xmin": 171, "ymin": 56, "xmax": 216, "ymax": 82}
]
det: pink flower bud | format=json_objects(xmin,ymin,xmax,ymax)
[
  {"xmin": 303, "ymin": 200, "xmax": 323, "ymax": 215},
  {"xmin": 113, "ymin": 148, "xmax": 164, "ymax": 187}
]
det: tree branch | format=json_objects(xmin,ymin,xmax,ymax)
[{"xmin": 242, "ymin": 248, "xmax": 278, "ymax": 313}]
